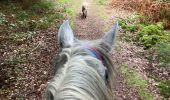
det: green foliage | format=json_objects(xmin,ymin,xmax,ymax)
[
  {"xmin": 58, "ymin": 0, "xmax": 81, "ymax": 28},
  {"xmin": 38, "ymin": 16, "xmax": 52, "ymax": 29},
  {"xmin": 155, "ymin": 43, "xmax": 170, "ymax": 67},
  {"xmin": 118, "ymin": 19, "xmax": 127, "ymax": 29},
  {"xmin": 0, "ymin": 12, "xmax": 8, "ymax": 25},
  {"xmin": 137, "ymin": 22, "xmax": 169, "ymax": 49},
  {"xmin": 37, "ymin": 12, "xmax": 64, "ymax": 29},
  {"xmin": 118, "ymin": 18, "xmax": 139, "ymax": 33},
  {"xmin": 120, "ymin": 65, "xmax": 153, "ymax": 100},
  {"xmin": 95, "ymin": 0, "xmax": 106, "ymax": 5},
  {"xmin": 116, "ymin": 5, "xmax": 170, "ymax": 100},
  {"xmin": 37, "ymin": 16, "xmax": 53, "ymax": 29},
  {"xmin": 31, "ymin": 1, "xmax": 53, "ymax": 12},
  {"xmin": 158, "ymin": 80, "xmax": 170, "ymax": 98},
  {"xmin": 125, "ymin": 25, "xmax": 138, "ymax": 32},
  {"xmin": 0, "ymin": 0, "xmax": 67, "ymax": 98},
  {"xmin": 16, "ymin": 11, "xmax": 30, "ymax": 20},
  {"xmin": 98, "ymin": 0, "xmax": 105, "ymax": 5},
  {"xmin": 118, "ymin": 16, "xmax": 169, "ymax": 47},
  {"xmin": 118, "ymin": 18, "xmax": 140, "ymax": 41},
  {"xmin": 11, "ymin": 31, "xmax": 35, "ymax": 42},
  {"xmin": 64, "ymin": 8, "xmax": 74, "ymax": 16},
  {"xmin": 58, "ymin": 0, "xmax": 71, "ymax": 4},
  {"xmin": 16, "ymin": 12, "xmax": 64, "ymax": 30}
]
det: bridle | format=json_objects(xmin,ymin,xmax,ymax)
[{"xmin": 83, "ymin": 46, "xmax": 109, "ymax": 84}]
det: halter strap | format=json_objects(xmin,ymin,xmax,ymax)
[
  {"xmin": 84, "ymin": 47, "xmax": 108, "ymax": 84},
  {"xmin": 84, "ymin": 47, "xmax": 105, "ymax": 65}
]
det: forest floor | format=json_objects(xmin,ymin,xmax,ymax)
[
  {"xmin": 0, "ymin": 0, "xmax": 169, "ymax": 99},
  {"xmin": 73, "ymin": 0, "xmax": 164, "ymax": 99}
]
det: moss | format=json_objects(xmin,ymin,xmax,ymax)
[
  {"xmin": 155, "ymin": 43, "xmax": 170, "ymax": 67},
  {"xmin": 158, "ymin": 80, "xmax": 170, "ymax": 98},
  {"xmin": 120, "ymin": 65, "xmax": 154, "ymax": 100}
]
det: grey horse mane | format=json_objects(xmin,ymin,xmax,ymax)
[
  {"xmin": 46, "ymin": 20, "xmax": 119, "ymax": 100},
  {"xmin": 46, "ymin": 42, "xmax": 116, "ymax": 100}
]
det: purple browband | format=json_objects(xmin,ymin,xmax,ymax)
[{"xmin": 84, "ymin": 47, "xmax": 105, "ymax": 65}]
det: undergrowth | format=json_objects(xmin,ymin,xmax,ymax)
[
  {"xmin": 120, "ymin": 65, "xmax": 153, "ymax": 100},
  {"xmin": 111, "ymin": 0, "xmax": 170, "ymax": 29},
  {"xmin": 118, "ymin": 16, "xmax": 169, "ymax": 48},
  {"xmin": 119, "ymin": 14, "xmax": 170, "ymax": 98},
  {"xmin": 95, "ymin": 0, "xmax": 107, "ymax": 5},
  {"xmin": 149, "ymin": 74, "xmax": 170, "ymax": 98},
  {"xmin": 158, "ymin": 80, "xmax": 170, "ymax": 98},
  {"xmin": 137, "ymin": 22, "xmax": 169, "ymax": 49},
  {"xmin": 111, "ymin": 0, "xmax": 170, "ymax": 98},
  {"xmin": 0, "ymin": 0, "xmax": 70, "ymax": 98},
  {"xmin": 155, "ymin": 43, "xmax": 170, "ymax": 67}
]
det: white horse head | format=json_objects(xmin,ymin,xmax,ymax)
[
  {"xmin": 46, "ymin": 20, "xmax": 119, "ymax": 100},
  {"xmin": 58, "ymin": 20, "xmax": 118, "ymax": 50}
]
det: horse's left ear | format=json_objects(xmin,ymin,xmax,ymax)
[
  {"xmin": 58, "ymin": 20, "xmax": 74, "ymax": 48},
  {"xmin": 101, "ymin": 21, "xmax": 119, "ymax": 51}
]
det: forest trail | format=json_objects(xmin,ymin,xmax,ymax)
[
  {"xmin": 0, "ymin": 0, "xmax": 165, "ymax": 99},
  {"xmin": 74, "ymin": 0, "xmax": 104, "ymax": 39},
  {"xmin": 74, "ymin": 0, "xmax": 131, "ymax": 39},
  {"xmin": 72, "ymin": 0, "xmax": 161, "ymax": 99}
]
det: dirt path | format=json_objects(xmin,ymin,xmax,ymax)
[
  {"xmin": 73, "ymin": 0, "xmax": 138, "ymax": 99},
  {"xmin": 74, "ymin": 0, "xmax": 104, "ymax": 39},
  {"xmin": 0, "ymin": 0, "xmax": 164, "ymax": 99},
  {"xmin": 72, "ymin": 0, "xmax": 162, "ymax": 99}
]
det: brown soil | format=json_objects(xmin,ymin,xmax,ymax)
[
  {"xmin": 73, "ymin": 0, "xmax": 163, "ymax": 99},
  {"xmin": 0, "ymin": 0, "xmax": 165, "ymax": 99},
  {"xmin": 73, "ymin": 0, "xmax": 141, "ymax": 99}
]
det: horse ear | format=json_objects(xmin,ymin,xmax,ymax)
[
  {"xmin": 58, "ymin": 20, "xmax": 74, "ymax": 48},
  {"xmin": 101, "ymin": 21, "xmax": 119, "ymax": 51}
]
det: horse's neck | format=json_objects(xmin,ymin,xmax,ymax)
[{"xmin": 52, "ymin": 55, "xmax": 109, "ymax": 99}]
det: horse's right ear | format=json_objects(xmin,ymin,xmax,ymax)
[
  {"xmin": 101, "ymin": 21, "xmax": 119, "ymax": 51},
  {"xmin": 102, "ymin": 21, "xmax": 119, "ymax": 46},
  {"xmin": 58, "ymin": 20, "xmax": 74, "ymax": 48}
]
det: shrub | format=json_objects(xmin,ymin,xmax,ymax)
[
  {"xmin": 137, "ymin": 22, "xmax": 169, "ymax": 49},
  {"xmin": 118, "ymin": 18, "xmax": 139, "ymax": 32},
  {"xmin": 31, "ymin": 1, "xmax": 53, "ymax": 12},
  {"xmin": 16, "ymin": 11, "xmax": 29, "ymax": 20},
  {"xmin": 118, "ymin": 17, "xmax": 169, "ymax": 49},
  {"xmin": 125, "ymin": 25, "xmax": 138, "ymax": 32},
  {"xmin": 64, "ymin": 8, "xmax": 74, "ymax": 16},
  {"xmin": 110, "ymin": 0, "xmax": 170, "ymax": 29},
  {"xmin": 37, "ymin": 12, "xmax": 63, "ymax": 29},
  {"xmin": 158, "ymin": 80, "xmax": 170, "ymax": 98},
  {"xmin": 155, "ymin": 42, "xmax": 170, "ymax": 67}
]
